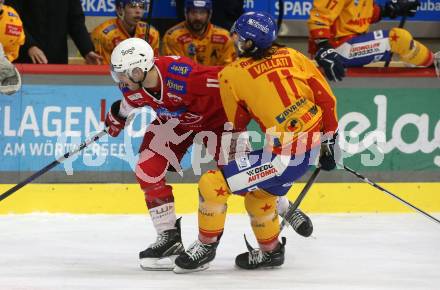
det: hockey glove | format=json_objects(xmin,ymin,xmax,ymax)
[
  {"xmin": 105, "ymin": 100, "xmax": 127, "ymax": 137},
  {"xmin": 319, "ymin": 132, "xmax": 338, "ymax": 171},
  {"xmin": 314, "ymin": 41, "xmax": 345, "ymax": 82},
  {"xmin": 382, "ymin": 0, "xmax": 420, "ymax": 19},
  {"xmin": 0, "ymin": 57, "xmax": 21, "ymax": 95}
]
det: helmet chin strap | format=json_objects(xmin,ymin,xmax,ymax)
[
  {"xmin": 236, "ymin": 39, "xmax": 257, "ymax": 56},
  {"xmin": 128, "ymin": 70, "xmax": 148, "ymax": 88}
]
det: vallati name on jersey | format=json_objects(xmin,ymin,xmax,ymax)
[{"xmin": 248, "ymin": 57, "xmax": 293, "ymax": 78}]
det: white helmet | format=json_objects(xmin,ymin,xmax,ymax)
[{"xmin": 110, "ymin": 37, "xmax": 155, "ymax": 83}]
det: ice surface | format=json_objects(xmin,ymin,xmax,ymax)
[{"xmin": 0, "ymin": 214, "xmax": 439, "ymax": 290}]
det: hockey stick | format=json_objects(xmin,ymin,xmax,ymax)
[
  {"xmin": 280, "ymin": 167, "xmax": 321, "ymax": 230},
  {"xmin": 277, "ymin": 0, "xmax": 284, "ymax": 34},
  {"xmin": 0, "ymin": 129, "xmax": 108, "ymax": 203},
  {"xmin": 384, "ymin": 15, "xmax": 407, "ymax": 67},
  {"xmin": 342, "ymin": 165, "xmax": 440, "ymax": 225}
]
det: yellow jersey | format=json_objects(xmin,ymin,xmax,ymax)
[
  {"xmin": 308, "ymin": 0, "xmax": 381, "ymax": 52},
  {"xmin": 91, "ymin": 18, "xmax": 159, "ymax": 65},
  {"xmin": 0, "ymin": 5, "xmax": 25, "ymax": 62},
  {"xmin": 162, "ymin": 21, "xmax": 236, "ymax": 66},
  {"xmin": 219, "ymin": 47, "xmax": 338, "ymax": 154}
]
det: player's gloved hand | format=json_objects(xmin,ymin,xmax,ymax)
[
  {"xmin": 314, "ymin": 41, "xmax": 345, "ymax": 82},
  {"xmin": 319, "ymin": 132, "xmax": 338, "ymax": 171},
  {"xmin": 382, "ymin": 0, "xmax": 420, "ymax": 18},
  {"xmin": 228, "ymin": 132, "xmax": 252, "ymax": 163},
  {"xmin": 105, "ymin": 100, "xmax": 126, "ymax": 137}
]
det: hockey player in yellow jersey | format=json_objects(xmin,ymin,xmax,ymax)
[
  {"xmin": 0, "ymin": 0, "xmax": 24, "ymax": 62},
  {"xmin": 308, "ymin": 0, "xmax": 434, "ymax": 81},
  {"xmin": 162, "ymin": 0, "xmax": 235, "ymax": 66},
  {"xmin": 91, "ymin": 0, "xmax": 159, "ymax": 65},
  {"xmin": 174, "ymin": 11, "xmax": 339, "ymax": 273}
]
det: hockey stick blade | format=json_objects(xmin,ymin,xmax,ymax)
[
  {"xmin": 280, "ymin": 167, "xmax": 321, "ymax": 230},
  {"xmin": 0, "ymin": 129, "xmax": 108, "ymax": 203},
  {"xmin": 343, "ymin": 165, "xmax": 440, "ymax": 225}
]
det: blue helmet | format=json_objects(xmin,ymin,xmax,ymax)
[
  {"xmin": 232, "ymin": 11, "xmax": 277, "ymax": 51},
  {"xmin": 115, "ymin": 0, "xmax": 148, "ymax": 8},
  {"xmin": 184, "ymin": 0, "xmax": 212, "ymax": 11}
]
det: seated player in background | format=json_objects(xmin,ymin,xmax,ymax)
[
  {"xmin": 0, "ymin": 42, "xmax": 20, "ymax": 95},
  {"xmin": 91, "ymin": 0, "xmax": 159, "ymax": 64},
  {"xmin": 174, "ymin": 11, "xmax": 339, "ymax": 273},
  {"xmin": 162, "ymin": 0, "xmax": 236, "ymax": 65},
  {"xmin": 308, "ymin": 0, "xmax": 434, "ymax": 81},
  {"xmin": 105, "ymin": 38, "xmax": 312, "ymax": 271}
]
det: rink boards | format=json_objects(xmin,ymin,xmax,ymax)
[
  {"xmin": 1, "ymin": 182, "xmax": 439, "ymax": 214},
  {"xmin": 0, "ymin": 66, "xmax": 439, "ymax": 214}
]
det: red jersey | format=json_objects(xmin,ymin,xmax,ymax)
[{"xmin": 120, "ymin": 56, "xmax": 227, "ymax": 131}]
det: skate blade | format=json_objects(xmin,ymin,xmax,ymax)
[
  {"xmin": 234, "ymin": 265, "xmax": 283, "ymax": 270},
  {"xmin": 173, "ymin": 263, "xmax": 210, "ymax": 274},
  {"xmin": 140, "ymin": 255, "xmax": 178, "ymax": 271}
]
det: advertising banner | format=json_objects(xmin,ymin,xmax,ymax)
[
  {"xmin": 1, "ymin": 85, "xmax": 439, "ymax": 174},
  {"xmin": 81, "ymin": 0, "xmax": 440, "ymax": 21}
]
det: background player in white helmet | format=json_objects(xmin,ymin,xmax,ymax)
[
  {"xmin": 106, "ymin": 37, "xmax": 233, "ymax": 271},
  {"xmin": 106, "ymin": 37, "xmax": 314, "ymax": 271}
]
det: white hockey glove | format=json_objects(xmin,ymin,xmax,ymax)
[
  {"xmin": 0, "ymin": 54, "xmax": 21, "ymax": 95},
  {"xmin": 434, "ymin": 51, "xmax": 440, "ymax": 79}
]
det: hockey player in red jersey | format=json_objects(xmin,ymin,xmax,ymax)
[{"xmin": 104, "ymin": 38, "xmax": 313, "ymax": 271}]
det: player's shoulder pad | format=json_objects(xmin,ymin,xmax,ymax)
[
  {"xmin": 4, "ymin": 5, "xmax": 19, "ymax": 18},
  {"xmin": 210, "ymin": 25, "xmax": 232, "ymax": 45},
  {"xmin": 165, "ymin": 22, "xmax": 187, "ymax": 36},
  {"xmin": 94, "ymin": 19, "xmax": 118, "ymax": 36}
]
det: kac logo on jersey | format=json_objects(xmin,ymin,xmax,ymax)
[
  {"xmin": 166, "ymin": 78, "xmax": 187, "ymax": 94},
  {"xmin": 168, "ymin": 62, "xmax": 192, "ymax": 77}
]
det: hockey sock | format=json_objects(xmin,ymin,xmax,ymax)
[{"xmin": 245, "ymin": 189, "xmax": 280, "ymax": 247}]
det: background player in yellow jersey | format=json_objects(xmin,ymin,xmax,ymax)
[
  {"xmin": 0, "ymin": 0, "xmax": 24, "ymax": 62},
  {"xmin": 308, "ymin": 0, "xmax": 434, "ymax": 81},
  {"xmin": 0, "ymin": 0, "xmax": 21, "ymax": 95},
  {"xmin": 91, "ymin": 0, "xmax": 159, "ymax": 64},
  {"xmin": 162, "ymin": 0, "xmax": 236, "ymax": 66},
  {"xmin": 0, "ymin": 42, "xmax": 20, "ymax": 95},
  {"xmin": 173, "ymin": 11, "xmax": 339, "ymax": 273}
]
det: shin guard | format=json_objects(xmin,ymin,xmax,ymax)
[{"xmin": 198, "ymin": 170, "xmax": 231, "ymax": 239}]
